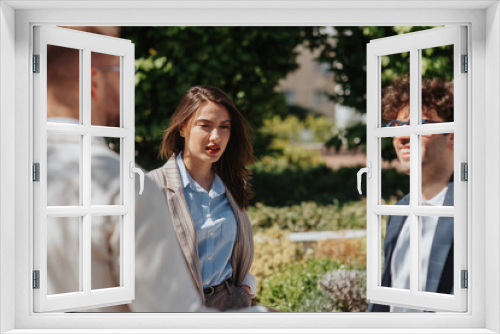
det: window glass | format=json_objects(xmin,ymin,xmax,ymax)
[
  {"xmin": 91, "ymin": 215, "xmax": 122, "ymax": 290},
  {"xmin": 381, "ymin": 137, "xmax": 409, "ymax": 202},
  {"xmin": 47, "ymin": 216, "xmax": 81, "ymax": 294},
  {"xmin": 47, "ymin": 133, "xmax": 82, "ymax": 206},
  {"xmin": 46, "ymin": 45, "xmax": 81, "ymax": 125},
  {"xmin": 419, "ymin": 215, "xmax": 454, "ymax": 294},
  {"xmin": 380, "ymin": 52, "xmax": 409, "ymax": 128},
  {"xmin": 91, "ymin": 136, "xmax": 122, "ymax": 206},
  {"xmin": 420, "ymin": 133, "xmax": 454, "ymax": 206},
  {"xmin": 91, "ymin": 52, "xmax": 121, "ymax": 127}
]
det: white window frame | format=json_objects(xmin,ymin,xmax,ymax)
[
  {"xmin": 0, "ymin": 1, "xmax": 498, "ymax": 333},
  {"xmin": 33, "ymin": 26, "xmax": 136, "ymax": 312},
  {"xmin": 365, "ymin": 26, "xmax": 467, "ymax": 312}
]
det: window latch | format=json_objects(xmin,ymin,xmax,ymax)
[
  {"xmin": 129, "ymin": 162, "xmax": 144, "ymax": 195},
  {"xmin": 357, "ymin": 162, "xmax": 371, "ymax": 195}
]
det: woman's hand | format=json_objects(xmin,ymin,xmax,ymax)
[{"xmin": 241, "ymin": 285, "xmax": 251, "ymax": 294}]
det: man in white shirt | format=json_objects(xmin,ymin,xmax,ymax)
[
  {"xmin": 368, "ymin": 75, "xmax": 455, "ymax": 312},
  {"xmin": 46, "ymin": 26, "xmax": 202, "ymax": 312}
]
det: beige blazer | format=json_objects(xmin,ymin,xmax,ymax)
[{"xmin": 148, "ymin": 156, "xmax": 254, "ymax": 302}]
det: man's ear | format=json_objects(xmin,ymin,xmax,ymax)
[
  {"xmin": 90, "ymin": 67, "xmax": 100, "ymax": 100},
  {"xmin": 448, "ymin": 133, "xmax": 454, "ymax": 150}
]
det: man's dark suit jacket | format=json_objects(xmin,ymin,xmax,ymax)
[{"xmin": 367, "ymin": 182, "xmax": 454, "ymax": 312}]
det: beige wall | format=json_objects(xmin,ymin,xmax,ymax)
[{"xmin": 276, "ymin": 44, "xmax": 336, "ymax": 119}]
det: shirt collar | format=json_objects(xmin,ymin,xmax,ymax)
[
  {"xmin": 175, "ymin": 152, "xmax": 226, "ymax": 197},
  {"xmin": 423, "ymin": 186, "xmax": 448, "ymax": 206}
]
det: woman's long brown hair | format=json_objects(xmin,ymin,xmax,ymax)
[{"xmin": 160, "ymin": 86, "xmax": 255, "ymax": 208}]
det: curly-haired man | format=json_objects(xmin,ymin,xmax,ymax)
[{"xmin": 368, "ymin": 75, "xmax": 455, "ymax": 312}]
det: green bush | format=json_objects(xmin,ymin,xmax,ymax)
[
  {"xmin": 251, "ymin": 226, "xmax": 306, "ymax": 297},
  {"xmin": 260, "ymin": 114, "xmax": 335, "ymax": 148},
  {"xmin": 248, "ymin": 200, "xmax": 367, "ymax": 232},
  {"xmin": 258, "ymin": 258, "xmax": 340, "ymax": 312}
]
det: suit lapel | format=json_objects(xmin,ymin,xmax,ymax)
[
  {"xmin": 163, "ymin": 157, "xmax": 203, "ymax": 294},
  {"xmin": 225, "ymin": 189, "xmax": 242, "ymax": 283},
  {"xmin": 426, "ymin": 183, "xmax": 454, "ymax": 293},
  {"xmin": 225, "ymin": 188, "xmax": 254, "ymax": 286}
]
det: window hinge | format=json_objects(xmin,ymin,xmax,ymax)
[
  {"xmin": 33, "ymin": 163, "xmax": 40, "ymax": 182},
  {"xmin": 33, "ymin": 270, "xmax": 40, "ymax": 289},
  {"xmin": 33, "ymin": 54, "xmax": 40, "ymax": 73},
  {"xmin": 461, "ymin": 54, "xmax": 468, "ymax": 73},
  {"xmin": 461, "ymin": 162, "xmax": 468, "ymax": 181},
  {"xmin": 461, "ymin": 270, "xmax": 468, "ymax": 289}
]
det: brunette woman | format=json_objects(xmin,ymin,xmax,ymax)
[{"xmin": 148, "ymin": 86, "xmax": 255, "ymax": 311}]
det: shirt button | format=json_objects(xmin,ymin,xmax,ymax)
[
  {"xmin": 204, "ymin": 281, "xmax": 209, "ymax": 285},
  {"xmin": 206, "ymin": 214, "xmax": 211, "ymax": 219},
  {"xmin": 209, "ymin": 231, "xmax": 214, "ymax": 236},
  {"xmin": 208, "ymin": 256, "xmax": 212, "ymax": 260}
]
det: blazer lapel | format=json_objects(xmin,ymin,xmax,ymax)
[
  {"xmin": 426, "ymin": 183, "xmax": 454, "ymax": 293},
  {"xmin": 225, "ymin": 188, "xmax": 253, "ymax": 286},
  {"xmin": 163, "ymin": 157, "xmax": 203, "ymax": 294}
]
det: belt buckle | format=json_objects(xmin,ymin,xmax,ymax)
[{"xmin": 205, "ymin": 286, "xmax": 215, "ymax": 296}]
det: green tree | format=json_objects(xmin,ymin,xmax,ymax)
[
  {"xmin": 305, "ymin": 26, "xmax": 453, "ymax": 157},
  {"xmin": 121, "ymin": 27, "xmax": 314, "ymax": 170},
  {"xmin": 304, "ymin": 26, "xmax": 453, "ymax": 114}
]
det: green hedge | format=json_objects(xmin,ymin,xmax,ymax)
[
  {"xmin": 258, "ymin": 258, "xmax": 340, "ymax": 312},
  {"xmin": 247, "ymin": 201, "xmax": 367, "ymax": 232},
  {"xmin": 250, "ymin": 164, "xmax": 408, "ymax": 206}
]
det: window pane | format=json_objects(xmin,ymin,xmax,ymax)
[
  {"xmin": 420, "ymin": 133, "xmax": 454, "ymax": 206},
  {"xmin": 91, "ymin": 52, "xmax": 121, "ymax": 127},
  {"xmin": 381, "ymin": 137, "xmax": 409, "ymax": 202},
  {"xmin": 420, "ymin": 45, "xmax": 454, "ymax": 124},
  {"xmin": 380, "ymin": 214, "xmax": 410, "ymax": 291},
  {"xmin": 91, "ymin": 136, "xmax": 121, "ymax": 206},
  {"xmin": 91, "ymin": 215, "xmax": 121, "ymax": 290},
  {"xmin": 46, "ymin": 45, "xmax": 81, "ymax": 125},
  {"xmin": 419, "ymin": 216, "xmax": 454, "ymax": 295},
  {"xmin": 47, "ymin": 133, "xmax": 81, "ymax": 206},
  {"xmin": 47, "ymin": 216, "xmax": 81, "ymax": 295},
  {"xmin": 380, "ymin": 52, "xmax": 410, "ymax": 128}
]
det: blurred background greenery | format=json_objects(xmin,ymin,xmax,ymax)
[{"xmin": 120, "ymin": 26, "xmax": 453, "ymax": 312}]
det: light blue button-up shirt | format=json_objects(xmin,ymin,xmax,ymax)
[{"xmin": 176, "ymin": 152, "xmax": 237, "ymax": 289}]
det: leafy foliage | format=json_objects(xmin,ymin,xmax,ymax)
[
  {"xmin": 251, "ymin": 225, "xmax": 306, "ymax": 298},
  {"xmin": 325, "ymin": 121, "xmax": 398, "ymax": 161},
  {"xmin": 258, "ymin": 257, "xmax": 340, "ymax": 312},
  {"xmin": 325, "ymin": 121, "xmax": 366, "ymax": 152},
  {"xmin": 250, "ymin": 159, "xmax": 409, "ymax": 206},
  {"xmin": 313, "ymin": 238, "xmax": 367, "ymax": 270},
  {"xmin": 247, "ymin": 200, "xmax": 367, "ymax": 232},
  {"xmin": 304, "ymin": 26, "xmax": 452, "ymax": 113},
  {"xmin": 260, "ymin": 114, "xmax": 335, "ymax": 149},
  {"xmin": 120, "ymin": 26, "xmax": 315, "ymax": 170}
]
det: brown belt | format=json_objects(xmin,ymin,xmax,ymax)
[{"xmin": 204, "ymin": 279, "xmax": 232, "ymax": 296}]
